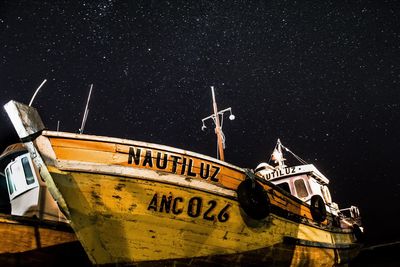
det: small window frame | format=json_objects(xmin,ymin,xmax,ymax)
[
  {"xmin": 21, "ymin": 157, "xmax": 35, "ymax": 185},
  {"xmin": 5, "ymin": 154, "xmax": 39, "ymax": 200},
  {"xmin": 5, "ymin": 167, "xmax": 16, "ymax": 195},
  {"xmin": 293, "ymin": 177, "xmax": 309, "ymax": 199}
]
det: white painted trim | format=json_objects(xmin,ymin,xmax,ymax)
[{"xmin": 54, "ymin": 160, "xmax": 237, "ymax": 199}]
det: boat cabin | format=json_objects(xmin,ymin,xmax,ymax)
[
  {"xmin": 0, "ymin": 144, "xmax": 67, "ymax": 222},
  {"xmin": 255, "ymin": 163, "xmax": 337, "ymax": 212},
  {"xmin": 254, "ymin": 140, "xmax": 341, "ymax": 216}
]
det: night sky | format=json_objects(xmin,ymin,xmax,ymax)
[{"xmin": 1, "ymin": 0, "xmax": 399, "ymax": 246}]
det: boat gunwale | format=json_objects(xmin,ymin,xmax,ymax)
[
  {"xmin": 42, "ymin": 130, "xmax": 245, "ymax": 172},
  {"xmin": 50, "ymin": 160, "xmax": 238, "ymax": 200},
  {"xmin": 283, "ymin": 236, "xmax": 361, "ymax": 249}
]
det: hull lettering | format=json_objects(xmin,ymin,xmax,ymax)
[
  {"xmin": 265, "ymin": 166, "xmax": 296, "ymax": 180},
  {"xmin": 128, "ymin": 146, "xmax": 221, "ymax": 181},
  {"xmin": 147, "ymin": 193, "xmax": 230, "ymax": 223}
]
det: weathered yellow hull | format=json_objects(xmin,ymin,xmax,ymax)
[
  {"xmin": 0, "ymin": 214, "xmax": 90, "ymax": 266},
  {"xmin": 47, "ymin": 166, "xmax": 359, "ymax": 266}
]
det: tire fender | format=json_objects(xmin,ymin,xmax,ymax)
[
  {"xmin": 310, "ymin": 195, "xmax": 327, "ymax": 222},
  {"xmin": 237, "ymin": 178, "xmax": 270, "ymax": 220}
]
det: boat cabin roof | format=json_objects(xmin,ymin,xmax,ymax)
[
  {"xmin": 0, "ymin": 143, "xmax": 27, "ymax": 170},
  {"xmin": 259, "ymin": 164, "xmax": 330, "ymax": 185}
]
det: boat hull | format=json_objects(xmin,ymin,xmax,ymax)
[
  {"xmin": 48, "ymin": 166, "xmax": 360, "ymax": 266},
  {"xmin": 0, "ymin": 214, "xmax": 90, "ymax": 267}
]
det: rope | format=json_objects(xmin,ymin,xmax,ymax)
[
  {"xmin": 267, "ymin": 142, "xmax": 308, "ymax": 165},
  {"xmin": 283, "ymin": 146, "xmax": 308, "ymax": 165}
]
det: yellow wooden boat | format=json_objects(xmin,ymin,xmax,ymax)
[{"xmin": 4, "ymin": 94, "xmax": 363, "ymax": 266}]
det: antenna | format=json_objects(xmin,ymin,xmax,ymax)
[
  {"xmin": 29, "ymin": 79, "xmax": 47, "ymax": 106},
  {"xmin": 79, "ymin": 84, "xmax": 93, "ymax": 134},
  {"xmin": 57, "ymin": 120, "xmax": 60, "ymax": 132},
  {"xmin": 201, "ymin": 86, "xmax": 235, "ymax": 161}
]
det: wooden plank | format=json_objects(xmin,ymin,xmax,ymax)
[{"xmin": 0, "ymin": 215, "xmax": 76, "ymax": 254}]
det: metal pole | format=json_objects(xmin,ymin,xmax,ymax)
[
  {"xmin": 79, "ymin": 84, "xmax": 93, "ymax": 134},
  {"xmin": 211, "ymin": 86, "xmax": 225, "ymax": 161},
  {"xmin": 29, "ymin": 79, "xmax": 47, "ymax": 106}
]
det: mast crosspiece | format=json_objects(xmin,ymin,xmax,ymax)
[{"xmin": 201, "ymin": 86, "xmax": 235, "ymax": 161}]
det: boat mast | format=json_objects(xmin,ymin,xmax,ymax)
[
  {"xmin": 201, "ymin": 86, "xmax": 235, "ymax": 161},
  {"xmin": 271, "ymin": 139, "xmax": 308, "ymax": 168},
  {"xmin": 274, "ymin": 139, "xmax": 286, "ymax": 168},
  {"xmin": 211, "ymin": 86, "xmax": 225, "ymax": 161}
]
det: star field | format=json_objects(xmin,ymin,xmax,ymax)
[{"xmin": 1, "ymin": 0, "xmax": 400, "ymax": 245}]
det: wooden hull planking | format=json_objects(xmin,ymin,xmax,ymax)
[{"xmin": 0, "ymin": 214, "xmax": 90, "ymax": 266}]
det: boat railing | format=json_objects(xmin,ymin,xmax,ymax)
[{"xmin": 339, "ymin": 205, "xmax": 362, "ymax": 227}]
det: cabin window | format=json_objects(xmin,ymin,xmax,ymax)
[
  {"xmin": 21, "ymin": 157, "xmax": 35, "ymax": 185},
  {"xmin": 4, "ymin": 154, "xmax": 39, "ymax": 200},
  {"xmin": 276, "ymin": 182, "xmax": 291, "ymax": 193},
  {"xmin": 294, "ymin": 179, "xmax": 308, "ymax": 198},
  {"xmin": 5, "ymin": 168, "xmax": 16, "ymax": 195}
]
